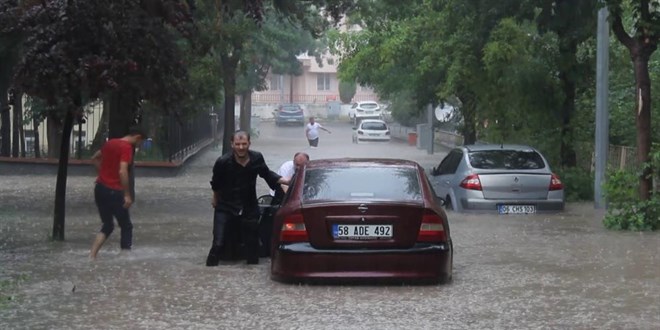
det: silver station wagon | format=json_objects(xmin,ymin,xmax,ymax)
[{"xmin": 427, "ymin": 144, "xmax": 565, "ymax": 214}]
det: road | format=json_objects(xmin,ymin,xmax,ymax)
[{"xmin": 1, "ymin": 120, "xmax": 658, "ymax": 329}]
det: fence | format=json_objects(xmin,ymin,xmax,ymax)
[
  {"xmin": 251, "ymin": 93, "xmax": 380, "ymax": 104},
  {"xmin": 5, "ymin": 100, "xmax": 214, "ymax": 163}
]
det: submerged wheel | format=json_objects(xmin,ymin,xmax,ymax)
[{"xmin": 445, "ymin": 195, "xmax": 454, "ymax": 211}]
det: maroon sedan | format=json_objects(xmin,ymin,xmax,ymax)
[{"xmin": 270, "ymin": 158, "xmax": 453, "ymax": 284}]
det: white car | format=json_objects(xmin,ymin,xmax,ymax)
[
  {"xmin": 352, "ymin": 119, "xmax": 391, "ymax": 143},
  {"xmin": 349, "ymin": 101, "xmax": 382, "ymax": 125}
]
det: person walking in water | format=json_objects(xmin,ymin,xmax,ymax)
[
  {"xmin": 305, "ymin": 116, "xmax": 331, "ymax": 148},
  {"xmin": 207, "ymin": 130, "xmax": 290, "ymax": 266},
  {"xmin": 89, "ymin": 126, "xmax": 146, "ymax": 260}
]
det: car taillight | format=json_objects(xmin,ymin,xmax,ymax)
[
  {"xmin": 460, "ymin": 174, "xmax": 482, "ymax": 191},
  {"xmin": 385, "ymin": 131, "xmax": 390, "ymax": 135},
  {"xmin": 358, "ymin": 130, "xmax": 364, "ymax": 135},
  {"xmin": 417, "ymin": 212, "xmax": 447, "ymax": 242},
  {"xmin": 279, "ymin": 213, "xmax": 308, "ymax": 243},
  {"xmin": 549, "ymin": 173, "xmax": 563, "ymax": 191}
]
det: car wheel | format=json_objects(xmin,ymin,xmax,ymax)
[
  {"xmin": 445, "ymin": 195, "xmax": 454, "ymax": 211},
  {"xmin": 352, "ymin": 117, "xmax": 357, "ymax": 126},
  {"xmin": 352, "ymin": 136, "xmax": 357, "ymax": 144}
]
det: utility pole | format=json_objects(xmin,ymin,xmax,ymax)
[
  {"xmin": 427, "ymin": 104, "xmax": 434, "ymax": 154},
  {"xmin": 594, "ymin": 6, "xmax": 609, "ymax": 209}
]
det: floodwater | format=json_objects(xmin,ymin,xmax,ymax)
[{"xmin": 1, "ymin": 120, "xmax": 658, "ymax": 329}]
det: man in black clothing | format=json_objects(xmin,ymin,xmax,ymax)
[{"xmin": 207, "ymin": 130, "xmax": 289, "ymax": 266}]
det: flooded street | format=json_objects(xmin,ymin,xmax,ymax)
[{"xmin": 1, "ymin": 121, "xmax": 659, "ymax": 329}]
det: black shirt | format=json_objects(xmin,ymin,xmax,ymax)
[{"xmin": 210, "ymin": 150, "xmax": 281, "ymax": 217}]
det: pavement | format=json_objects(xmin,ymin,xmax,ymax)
[{"xmin": 0, "ymin": 120, "xmax": 659, "ymax": 330}]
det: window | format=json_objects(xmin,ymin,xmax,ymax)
[
  {"xmin": 303, "ymin": 166, "xmax": 422, "ymax": 201},
  {"xmin": 468, "ymin": 150, "xmax": 546, "ymax": 170},
  {"xmin": 270, "ymin": 75, "xmax": 281, "ymax": 91},
  {"xmin": 317, "ymin": 73, "xmax": 331, "ymax": 91}
]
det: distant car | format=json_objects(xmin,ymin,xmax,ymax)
[
  {"xmin": 274, "ymin": 104, "xmax": 305, "ymax": 126},
  {"xmin": 270, "ymin": 158, "xmax": 453, "ymax": 284},
  {"xmin": 352, "ymin": 119, "xmax": 391, "ymax": 143},
  {"xmin": 427, "ymin": 144, "xmax": 564, "ymax": 213},
  {"xmin": 348, "ymin": 101, "xmax": 382, "ymax": 125}
]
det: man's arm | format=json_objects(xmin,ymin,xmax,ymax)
[
  {"xmin": 91, "ymin": 150, "xmax": 102, "ymax": 172},
  {"xmin": 320, "ymin": 125, "xmax": 332, "ymax": 134},
  {"xmin": 119, "ymin": 161, "xmax": 132, "ymax": 208}
]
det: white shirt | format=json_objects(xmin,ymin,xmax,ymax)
[
  {"xmin": 306, "ymin": 122, "xmax": 322, "ymax": 140},
  {"xmin": 270, "ymin": 160, "xmax": 295, "ymax": 196}
]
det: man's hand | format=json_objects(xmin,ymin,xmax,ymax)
[
  {"xmin": 211, "ymin": 193, "xmax": 218, "ymax": 208},
  {"xmin": 123, "ymin": 195, "xmax": 133, "ymax": 209}
]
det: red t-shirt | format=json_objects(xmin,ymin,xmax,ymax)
[{"xmin": 96, "ymin": 139, "xmax": 133, "ymax": 190}]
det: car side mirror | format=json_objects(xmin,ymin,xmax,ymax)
[
  {"xmin": 430, "ymin": 166, "xmax": 438, "ymax": 176},
  {"xmin": 352, "ymin": 126, "xmax": 357, "ymax": 130}
]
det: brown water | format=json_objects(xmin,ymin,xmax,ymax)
[{"xmin": 1, "ymin": 121, "xmax": 658, "ymax": 329}]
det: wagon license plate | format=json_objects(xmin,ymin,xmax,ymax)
[
  {"xmin": 498, "ymin": 205, "xmax": 536, "ymax": 214},
  {"xmin": 332, "ymin": 224, "xmax": 392, "ymax": 239}
]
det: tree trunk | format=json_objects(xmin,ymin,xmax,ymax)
[
  {"xmin": 52, "ymin": 108, "xmax": 75, "ymax": 241},
  {"xmin": 108, "ymin": 91, "xmax": 138, "ymax": 139},
  {"xmin": 16, "ymin": 92, "xmax": 25, "ymax": 157},
  {"xmin": 221, "ymin": 55, "xmax": 239, "ymax": 154},
  {"xmin": 11, "ymin": 91, "xmax": 22, "ymax": 157},
  {"xmin": 458, "ymin": 90, "xmax": 477, "ymax": 145},
  {"xmin": 90, "ymin": 97, "xmax": 110, "ymax": 152},
  {"xmin": 239, "ymin": 91, "xmax": 252, "ymax": 132},
  {"xmin": 47, "ymin": 114, "xmax": 63, "ymax": 158},
  {"xmin": 33, "ymin": 115, "xmax": 41, "ymax": 158},
  {"xmin": 558, "ymin": 42, "xmax": 578, "ymax": 168},
  {"xmin": 633, "ymin": 53, "xmax": 653, "ymax": 200},
  {"xmin": 0, "ymin": 83, "xmax": 10, "ymax": 157}
]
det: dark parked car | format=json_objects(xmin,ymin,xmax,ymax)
[
  {"xmin": 274, "ymin": 104, "xmax": 305, "ymax": 126},
  {"xmin": 270, "ymin": 158, "xmax": 453, "ymax": 284},
  {"xmin": 427, "ymin": 144, "xmax": 565, "ymax": 213}
]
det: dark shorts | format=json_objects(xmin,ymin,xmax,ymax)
[
  {"xmin": 308, "ymin": 138, "xmax": 319, "ymax": 147},
  {"xmin": 94, "ymin": 183, "xmax": 133, "ymax": 249}
]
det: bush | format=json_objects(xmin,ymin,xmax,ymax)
[
  {"xmin": 555, "ymin": 167, "xmax": 594, "ymax": 202},
  {"xmin": 602, "ymin": 168, "xmax": 660, "ymax": 231}
]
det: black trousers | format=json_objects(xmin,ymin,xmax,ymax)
[{"xmin": 209, "ymin": 210, "xmax": 260, "ymax": 264}]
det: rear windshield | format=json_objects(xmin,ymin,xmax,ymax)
[
  {"xmin": 302, "ymin": 166, "xmax": 422, "ymax": 202},
  {"xmin": 281, "ymin": 105, "xmax": 302, "ymax": 112},
  {"xmin": 468, "ymin": 150, "xmax": 546, "ymax": 170},
  {"xmin": 360, "ymin": 103, "xmax": 379, "ymax": 109},
  {"xmin": 361, "ymin": 122, "xmax": 387, "ymax": 130}
]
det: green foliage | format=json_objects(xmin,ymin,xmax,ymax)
[
  {"xmin": 555, "ymin": 167, "xmax": 594, "ymax": 202},
  {"xmin": 603, "ymin": 146, "xmax": 660, "ymax": 231},
  {"xmin": 338, "ymin": 80, "xmax": 356, "ymax": 103}
]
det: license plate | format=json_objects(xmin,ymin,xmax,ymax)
[
  {"xmin": 332, "ymin": 224, "xmax": 392, "ymax": 239},
  {"xmin": 498, "ymin": 205, "xmax": 536, "ymax": 214},
  {"xmin": 365, "ymin": 111, "xmax": 374, "ymax": 114},
  {"xmin": 287, "ymin": 118, "xmax": 298, "ymax": 121},
  {"xmin": 368, "ymin": 133, "xmax": 380, "ymax": 136}
]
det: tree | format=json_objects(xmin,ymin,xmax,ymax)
[
  {"xmin": 338, "ymin": 80, "xmax": 356, "ymax": 103},
  {"xmin": 206, "ymin": 0, "xmax": 355, "ymax": 153},
  {"xmin": 0, "ymin": 0, "xmax": 192, "ymax": 240},
  {"xmin": 607, "ymin": 0, "xmax": 660, "ymax": 200}
]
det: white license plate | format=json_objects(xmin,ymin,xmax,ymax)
[
  {"xmin": 332, "ymin": 224, "xmax": 392, "ymax": 239},
  {"xmin": 498, "ymin": 205, "xmax": 536, "ymax": 214},
  {"xmin": 365, "ymin": 111, "xmax": 374, "ymax": 114}
]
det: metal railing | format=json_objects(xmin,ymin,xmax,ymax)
[{"xmin": 5, "ymin": 101, "xmax": 214, "ymax": 164}]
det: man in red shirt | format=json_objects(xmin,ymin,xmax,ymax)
[{"xmin": 89, "ymin": 126, "xmax": 146, "ymax": 260}]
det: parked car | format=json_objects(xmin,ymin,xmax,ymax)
[
  {"xmin": 270, "ymin": 158, "xmax": 453, "ymax": 284},
  {"xmin": 427, "ymin": 144, "xmax": 565, "ymax": 213},
  {"xmin": 348, "ymin": 101, "xmax": 382, "ymax": 125},
  {"xmin": 274, "ymin": 104, "xmax": 305, "ymax": 126},
  {"xmin": 352, "ymin": 119, "xmax": 391, "ymax": 143}
]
